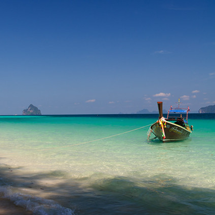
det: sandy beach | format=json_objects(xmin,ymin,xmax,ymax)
[
  {"xmin": 0, "ymin": 165, "xmax": 32, "ymax": 214},
  {"xmin": 0, "ymin": 198, "xmax": 32, "ymax": 215},
  {"xmin": 0, "ymin": 163, "xmax": 75, "ymax": 215},
  {"xmin": 0, "ymin": 115, "xmax": 215, "ymax": 214}
]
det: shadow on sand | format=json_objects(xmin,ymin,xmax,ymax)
[{"xmin": 0, "ymin": 163, "xmax": 215, "ymax": 215}]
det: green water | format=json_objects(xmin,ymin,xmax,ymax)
[{"xmin": 0, "ymin": 115, "xmax": 215, "ymax": 214}]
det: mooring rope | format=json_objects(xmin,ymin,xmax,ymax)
[{"xmin": 40, "ymin": 123, "xmax": 152, "ymax": 151}]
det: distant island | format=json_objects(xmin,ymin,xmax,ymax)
[
  {"xmin": 198, "ymin": 105, "xmax": 215, "ymax": 113},
  {"xmin": 22, "ymin": 104, "xmax": 42, "ymax": 115},
  {"xmin": 136, "ymin": 109, "xmax": 150, "ymax": 114},
  {"xmin": 136, "ymin": 109, "xmax": 168, "ymax": 114}
]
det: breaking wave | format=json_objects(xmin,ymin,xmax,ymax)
[{"xmin": 0, "ymin": 186, "xmax": 74, "ymax": 215}]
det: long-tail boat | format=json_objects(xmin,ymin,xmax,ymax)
[{"xmin": 148, "ymin": 101, "xmax": 193, "ymax": 142}]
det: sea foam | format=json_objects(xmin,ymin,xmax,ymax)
[{"xmin": 0, "ymin": 186, "xmax": 74, "ymax": 215}]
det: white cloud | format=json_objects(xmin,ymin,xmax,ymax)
[
  {"xmin": 192, "ymin": 95, "xmax": 196, "ymax": 98},
  {"xmin": 154, "ymin": 50, "xmax": 164, "ymax": 54},
  {"xmin": 86, "ymin": 99, "xmax": 95, "ymax": 103},
  {"xmin": 213, "ymin": 101, "xmax": 215, "ymax": 104},
  {"xmin": 145, "ymin": 98, "xmax": 151, "ymax": 101},
  {"xmin": 181, "ymin": 95, "xmax": 190, "ymax": 100},
  {"xmin": 192, "ymin": 90, "xmax": 199, "ymax": 93},
  {"xmin": 203, "ymin": 98, "xmax": 208, "ymax": 100},
  {"xmin": 144, "ymin": 97, "xmax": 151, "ymax": 103},
  {"xmin": 209, "ymin": 73, "xmax": 215, "ymax": 76},
  {"xmin": 153, "ymin": 92, "xmax": 171, "ymax": 97},
  {"xmin": 163, "ymin": 98, "xmax": 169, "ymax": 100},
  {"xmin": 154, "ymin": 50, "xmax": 171, "ymax": 54},
  {"xmin": 109, "ymin": 101, "xmax": 114, "ymax": 104}
]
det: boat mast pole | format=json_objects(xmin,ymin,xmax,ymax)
[
  {"xmin": 178, "ymin": 98, "xmax": 180, "ymax": 108},
  {"xmin": 157, "ymin": 102, "xmax": 163, "ymax": 119}
]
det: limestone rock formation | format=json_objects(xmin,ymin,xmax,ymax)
[
  {"xmin": 22, "ymin": 104, "xmax": 42, "ymax": 115},
  {"xmin": 198, "ymin": 105, "xmax": 215, "ymax": 113}
]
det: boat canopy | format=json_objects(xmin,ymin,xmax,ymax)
[
  {"xmin": 169, "ymin": 109, "xmax": 187, "ymax": 113},
  {"xmin": 167, "ymin": 105, "xmax": 190, "ymax": 121}
]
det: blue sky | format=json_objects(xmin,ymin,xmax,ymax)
[{"xmin": 0, "ymin": 0, "xmax": 214, "ymax": 114}]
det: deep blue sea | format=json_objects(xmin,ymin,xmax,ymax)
[{"xmin": 0, "ymin": 114, "xmax": 215, "ymax": 215}]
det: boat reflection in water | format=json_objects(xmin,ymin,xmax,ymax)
[{"xmin": 148, "ymin": 101, "xmax": 193, "ymax": 142}]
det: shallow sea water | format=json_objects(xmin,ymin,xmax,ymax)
[{"xmin": 0, "ymin": 115, "xmax": 215, "ymax": 214}]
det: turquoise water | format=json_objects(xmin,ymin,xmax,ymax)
[{"xmin": 0, "ymin": 115, "xmax": 215, "ymax": 214}]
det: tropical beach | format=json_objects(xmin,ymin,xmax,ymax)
[
  {"xmin": 0, "ymin": 0, "xmax": 215, "ymax": 214},
  {"xmin": 0, "ymin": 115, "xmax": 215, "ymax": 214}
]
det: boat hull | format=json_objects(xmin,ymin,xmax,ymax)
[{"xmin": 151, "ymin": 121, "xmax": 191, "ymax": 142}]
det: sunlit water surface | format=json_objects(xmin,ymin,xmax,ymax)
[{"xmin": 0, "ymin": 115, "xmax": 214, "ymax": 214}]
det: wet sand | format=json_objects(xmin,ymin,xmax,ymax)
[{"xmin": 0, "ymin": 197, "xmax": 32, "ymax": 215}]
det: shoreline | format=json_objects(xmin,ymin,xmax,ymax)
[
  {"xmin": 0, "ymin": 197, "xmax": 32, "ymax": 215},
  {"xmin": 0, "ymin": 164, "xmax": 75, "ymax": 215}
]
